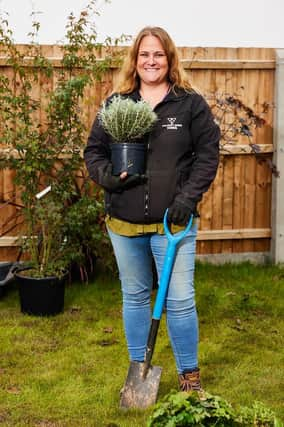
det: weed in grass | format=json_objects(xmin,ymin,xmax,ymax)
[{"xmin": 147, "ymin": 390, "xmax": 283, "ymax": 426}]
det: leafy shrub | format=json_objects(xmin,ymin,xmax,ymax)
[
  {"xmin": 0, "ymin": 3, "xmax": 123, "ymax": 278},
  {"xmin": 147, "ymin": 391, "xmax": 282, "ymax": 427},
  {"xmin": 63, "ymin": 192, "xmax": 117, "ymax": 281}
]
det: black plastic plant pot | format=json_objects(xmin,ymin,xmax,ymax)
[
  {"xmin": 16, "ymin": 271, "xmax": 67, "ymax": 316},
  {"xmin": 110, "ymin": 143, "xmax": 146, "ymax": 175}
]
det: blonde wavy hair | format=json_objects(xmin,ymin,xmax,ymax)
[{"xmin": 114, "ymin": 26, "xmax": 193, "ymax": 94}]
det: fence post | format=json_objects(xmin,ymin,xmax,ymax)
[{"xmin": 271, "ymin": 49, "xmax": 284, "ymax": 264}]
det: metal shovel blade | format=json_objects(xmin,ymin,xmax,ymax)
[{"xmin": 120, "ymin": 361, "xmax": 162, "ymax": 409}]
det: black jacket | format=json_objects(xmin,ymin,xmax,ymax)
[{"xmin": 84, "ymin": 87, "xmax": 220, "ymax": 223}]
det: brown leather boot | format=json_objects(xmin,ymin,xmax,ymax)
[{"xmin": 178, "ymin": 368, "xmax": 206, "ymax": 400}]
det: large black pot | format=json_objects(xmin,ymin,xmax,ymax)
[
  {"xmin": 110, "ymin": 142, "xmax": 146, "ymax": 175},
  {"xmin": 16, "ymin": 271, "xmax": 67, "ymax": 316}
]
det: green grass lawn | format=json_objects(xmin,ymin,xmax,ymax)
[{"xmin": 0, "ymin": 262, "xmax": 283, "ymax": 426}]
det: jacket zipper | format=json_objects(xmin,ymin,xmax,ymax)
[
  {"xmin": 144, "ymin": 134, "xmax": 151, "ymax": 220},
  {"xmin": 143, "ymin": 100, "xmax": 167, "ymax": 220}
]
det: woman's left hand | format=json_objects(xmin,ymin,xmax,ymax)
[{"xmin": 168, "ymin": 198, "xmax": 195, "ymax": 225}]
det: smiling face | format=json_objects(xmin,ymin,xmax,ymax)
[{"xmin": 136, "ymin": 35, "xmax": 169, "ymax": 87}]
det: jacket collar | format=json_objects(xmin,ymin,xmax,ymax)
[{"xmin": 128, "ymin": 86, "xmax": 188, "ymax": 103}]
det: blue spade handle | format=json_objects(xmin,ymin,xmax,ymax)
[{"xmin": 152, "ymin": 209, "xmax": 193, "ymax": 320}]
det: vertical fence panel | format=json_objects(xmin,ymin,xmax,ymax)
[{"xmin": 232, "ymin": 156, "xmax": 244, "ymax": 252}]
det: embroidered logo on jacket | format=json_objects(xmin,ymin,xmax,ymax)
[{"xmin": 162, "ymin": 117, "xmax": 183, "ymax": 130}]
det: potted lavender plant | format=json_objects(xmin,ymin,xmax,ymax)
[{"xmin": 99, "ymin": 96, "xmax": 158, "ymax": 175}]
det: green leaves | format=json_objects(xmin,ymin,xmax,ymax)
[
  {"xmin": 0, "ymin": 2, "xmax": 120, "ymax": 278},
  {"xmin": 21, "ymin": 197, "xmax": 68, "ymax": 278},
  {"xmin": 99, "ymin": 95, "xmax": 158, "ymax": 143},
  {"xmin": 147, "ymin": 391, "xmax": 281, "ymax": 426}
]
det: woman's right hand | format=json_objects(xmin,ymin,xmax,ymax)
[{"xmin": 97, "ymin": 163, "xmax": 146, "ymax": 193}]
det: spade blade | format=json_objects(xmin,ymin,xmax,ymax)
[{"xmin": 120, "ymin": 361, "xmax": 162, "ymax": 409}]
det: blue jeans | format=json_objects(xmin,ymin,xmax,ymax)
[{"xmin": 107, "ymin": 223, "xmax": 198, "ymax": 374}]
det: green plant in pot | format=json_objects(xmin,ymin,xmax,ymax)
[
  {"xmin": 15, "ymin": 188, "xmax": 69, "ymax": 316},
  {"xmin": 99, "ymin": 95, "xmax": 158, "ymax": 175},
  {"xmin": 0, "ymin": 4, "xmax": 121, "ymax": 313}
]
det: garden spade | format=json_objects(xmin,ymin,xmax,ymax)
[{"xmin": 120, "ymin": 210, "xmax": 194, "ymax": 409}]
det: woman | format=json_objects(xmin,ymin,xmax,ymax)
[{"xmin": 84, "ymin": 27, "xmax": 220, "ymax": 395}]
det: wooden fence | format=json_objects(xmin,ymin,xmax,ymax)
[{"xmin": 0, "ymin": 46, "xmax": 279, "ymax": 263}]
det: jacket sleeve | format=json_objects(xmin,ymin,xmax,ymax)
[
  {"xmin": 177, "ymin": 93, "xmax": 220, "ymax": 209},
  {"xmin": 84, "ymin": 114, "xmax": 111, "ymax": 184}
]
